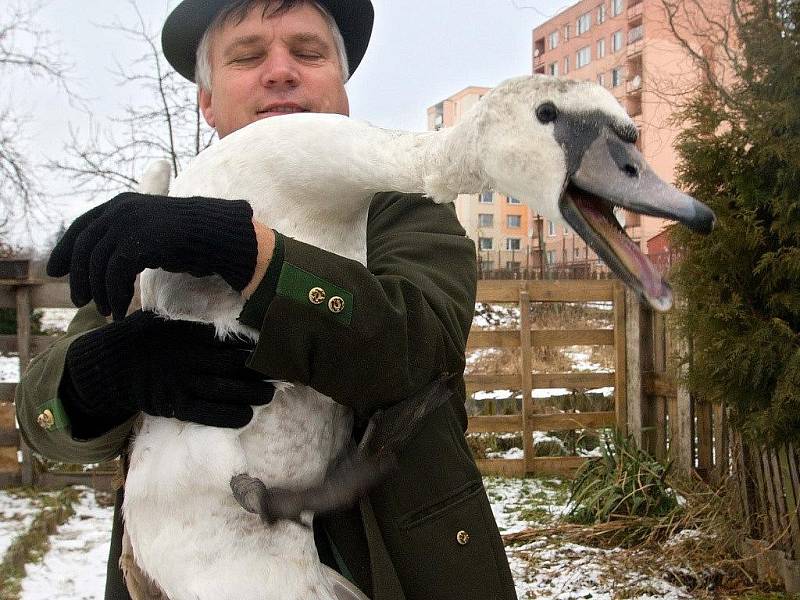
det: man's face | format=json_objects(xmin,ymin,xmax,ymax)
[{"xmin": 199, "ymin": 3, "xmax": 350, "ymax": 138}]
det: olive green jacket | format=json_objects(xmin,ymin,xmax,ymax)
[{"xmin": 16, "ymin": 192, "xmax": 517, "ymax": 600}]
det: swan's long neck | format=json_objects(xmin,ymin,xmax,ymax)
[{"xmin": 351, "ymin": 121, "xmax": 485, "ymax": 203}]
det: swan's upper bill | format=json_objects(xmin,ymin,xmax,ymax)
[{"xmin": 464, "ymin": 76, "xmax": 715, "ymax": 312}]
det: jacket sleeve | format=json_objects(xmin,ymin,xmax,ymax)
[
  {"xmin": 15, "ymin": 303, "xmax": 137, "ymax": 464},
  {"xmin": 238, "ymin": 192, "xmax": 477, "ymax": 422}
]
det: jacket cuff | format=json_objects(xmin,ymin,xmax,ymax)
[{"xmin": 238, "ymin": 230, "xmax": 286, "ymax": 329}]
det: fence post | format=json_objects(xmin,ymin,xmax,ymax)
[
  {"xmin": 613, "ymin": 282, "xmax": 628, "ymax": 436},
  {"xmin": 16, "ymin": 284, "xmax": 34, "ymax": 487},
  {"xmin": 519, "ymin": 289, "xmax": 534, "ymax": 475},
  {"xmin": 625, "ymin": 288, "xmax": 644, "ymax": 447},
  {"xmin": 672, "ymin": 334, "xmax": 694, "ymax": 477}
]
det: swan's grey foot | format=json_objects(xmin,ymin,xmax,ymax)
[{"xmin": 230, "ymin": 452, "xmax": 396, "ymax": 526}]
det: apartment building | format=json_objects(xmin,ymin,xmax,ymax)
[{"xmin": 429, "ymin": 0, "xmax": 715, "ymax": 276}]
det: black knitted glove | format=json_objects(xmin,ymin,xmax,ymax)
[
  {"xmin": 60, "ymin": 310, "xmax": 275, "ymax": 439},
  {"xmin": 47, "ymin": 192, "xmax": 258, "ymax": 320}
]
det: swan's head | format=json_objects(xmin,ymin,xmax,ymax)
[{"xmin": 471, "ymin": 75, "xmax": 715, "ymax": 312}]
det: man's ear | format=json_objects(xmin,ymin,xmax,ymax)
[{"xmin": 198, "ymin": 87, "xmax": 215, "ymax": 128}]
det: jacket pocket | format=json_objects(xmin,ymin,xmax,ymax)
[{"xmin": 393, "ymin": 479, "xmax": 514, "ymax": 600}]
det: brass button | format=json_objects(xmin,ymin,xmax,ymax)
[
  {"xmin": 37, "ymin": 409, "xmax": 55, "ymax": 430},
  {"xmin": 328, "ymin": 296, "xmax": 345, "ymax": 314},
  {"xmin": 308, "ymin": 287, "xmax": 326, "ymax": 305},
  {"xmin": 456, "ymin": 530, "xmax": 470, "ymax": 546}
]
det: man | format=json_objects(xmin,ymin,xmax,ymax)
[{"xmin": 16, "ymin": 1, "xmax": 517, "ymax": 599}]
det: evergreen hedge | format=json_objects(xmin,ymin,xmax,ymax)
[{"xmin": 669, "ymin": 1, "xmax": 799, "ymax": 447}]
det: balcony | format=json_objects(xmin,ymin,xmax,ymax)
[
  {"xmin": 627, "ymin": 74, "xmax": 642, "ymax": 94},
  {"xmin": 628, "ymin": 24, "xmax": 644, "ymax": 44},
  {"xmin": 534, "ymin": 38, "xmax": 546, "ymax": 68},
  {"xmin": 628, "ymin": 0, "xmax": 644, "ymax": 20}
]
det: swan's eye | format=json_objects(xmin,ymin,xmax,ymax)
[{"xmin": 536, "ymin": 102, "xmax": 558, "ymax": 124}]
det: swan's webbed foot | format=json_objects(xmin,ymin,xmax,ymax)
[{"xmin": 230, "ymin": 450, "xmax": 397, "ymax": 527}]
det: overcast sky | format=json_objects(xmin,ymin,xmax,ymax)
[{"xmin": 9, "ymin": 0, "xmax": 574, "ymax": 247}]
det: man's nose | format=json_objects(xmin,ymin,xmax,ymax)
[{"xmin": 260, "ymin": 51, "xmax": 300, "ymax": 88}]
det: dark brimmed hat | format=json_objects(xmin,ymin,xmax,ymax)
[{"xmin": 162, "ymin": 0, "xmax": 374, "ymax": 82}]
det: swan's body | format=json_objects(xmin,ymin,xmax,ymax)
[{"xmin": 123, "ymin": 75, "xmax": 714, "ymax": 600}]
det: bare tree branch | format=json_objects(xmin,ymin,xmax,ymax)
[
  {"xmin": 0, "ymin": 1, "xmax": 75, "ymax": 240},
  {"xmin": 52, "ymin": 0, "xmax": 215, "ymax": 202}
]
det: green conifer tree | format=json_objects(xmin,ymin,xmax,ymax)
[{"xmin": 670, "ymin": 0, "xmax": 799, "ymax": 447}]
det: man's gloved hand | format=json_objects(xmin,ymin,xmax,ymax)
[
  {"xmin": 47, "ymin": 192, "xmax": 258, "ymax": 320},
  {"xmin": 59, "ymin": 310, "xmax": 274, "ymax": 439}
]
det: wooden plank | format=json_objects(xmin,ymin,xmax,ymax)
[
  {"xmin": 528, "ymin": 411, "xmax": 615, "ymax": 431},
  {"xmin": 672, "ymin": 346, "xmax": 694, "ymax": 476},
  {"xmin": 35, "ymin": 471, "xmax": 117, "ymax": 492},
  {"xmin": 0, "ymin": 429, "xmax": 19, "ymax": 447},
  {"xmin": 613, "ymin": 282, "xmax": 628, "ymax": 437},
  {"xmin": 625, "ymin": 288, "xmax": 643, "ymax": 446},
  {"xmin": 696, "ymin": 401, "xmax": 714, "ymax": 477},
  {"xmin": 654, "ymin": 396, "xmax": 667, "ymax": 461},
  {"xmin": 531, "ymin": 329, "xmax": 615, "ymax": 347},
  {"xmin": 466, "ymin": 328, "xmax": 616, "ymax": 350},
  {"xmin": 777, "ymin": 445, "xmax": 800, "ymax": 559},
  {"xmin": 713, "ymin": 403, "xmax": 729, "ymax": 483},
  {"xmin": 653, "ymin": 312, "xmax": 667, "ymax": 372},
  {"xmin": 643, "ymin": 373, "xmax": 677, "ymax": 397},
  {"xmin": 476, "ymin": 280, "xmax": 524, "ymax": 303},
  {"xmin": 0, "ymin": 402, "xmax": 15, "ymax": 431},
  {"xmin": 0, "ymin": 471, "xmax": 22, "ymax": 488},
  {"xmin": 475, "ymin": 458, "xmax": 525, "ymax": 478},
  {"xmin": 0, "ymin": 335, "xmax": 57, "ymax": 354},
  {"xmin": 524, "ymin": 280, "xmax": 614, "ymax": 302},
  {"xmin": 467, "ymin": 330, "xmax": 519, "ymax": 349},
  {"xmin": 761, "ymin": 447, "xmax": 782, "ymax": 541},
  {"xmin": 17, "ymin": 286, "xmax": 32, "ymax": 373},
  {"xmin": 534, "ymin": 372, "xmax": 615, "ymax": 389},
  {"xmin": 0, "ymin": 384, "xmax": 17, "ymax": 403},
  {"xmin": 527, "ymin": 456, "xmax": 588, "ymax": 477},
  {"xmin": 0, "ymin": 280, "xmax": 72, "ymax": 309},
  {"xmin": 769, "ymin": 449, "xmax": 790, "ymax": 552},
  {"xmin": 467, "ymin": 415, "xmax": 523, "ymax": 434},
  {"xmin": 0, "ymin": 447, "xmax": 19, "ymax": 471},
  {"xmin": 519, "ymin": 291, "xmax": 534, "ymax": 469},
  {"xmin": 465, "ymin": 372, "xmax": 615, "ymax": 394}
]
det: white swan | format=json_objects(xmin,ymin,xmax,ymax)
[{"xmin": 123, "ymin": 75, "xmax": 714, "ymax": 600}]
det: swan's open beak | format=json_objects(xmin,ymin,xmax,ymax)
[{"xmin": 558, "ymin": 130, "xmax": 715, "ymax": 312}]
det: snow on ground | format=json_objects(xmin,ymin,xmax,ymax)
[
  {"xmin": 0, "ymin": 491, "xmax": 38, "ymax": 557},
  {"xmin": 38, "ymin": 309, "xmax": 78, "ymax": 334},
  {"xmin": 484, "ymin": 476, "xmax": 695, "ymax": 600},
  {"xmin": 19, "ymin": 489, "xmax": 113, "ymax": 600},
  {"xmin": 1, "ymin": 354, "xmax": 19, "ymax": 383}
]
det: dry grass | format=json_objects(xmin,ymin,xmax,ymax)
[{"xmin": 504, "ymin": 472, "xmax": 774, "ymax": 598}]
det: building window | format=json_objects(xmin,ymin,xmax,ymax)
[
  {"xmin": 575, "ymin": 248, "xmax": 581, "ymax": 258},
  {"xmin": 576, "ymin": 46, "xmax": 591, "ymax": 69},
  {"xmin": 597, "ymin": 72, "xmax": 606, "ymax": 86},
  {"xmin": 507, "ymin": 196, "xmax": 521, "ymax": 204},
  {"xmin": 506, "ymin": 238, "xmax": 522, "ymax": 251},
  {"xmin": 547, "ymin": 250, "xmax": 557, "ymax": 264},
  {"xmin": 506, "ymin": 261, "xmax": 521, "ymax": 271},
  {"xmin": 563, "ymin": 56, "xmax": 570, "ymax": 74},
  {"xmin": 612, "ymin": 0, "xmax": 624, "ymax": 16},
  {"xmin": 480, "ymin": 260, "xmax": 494, "ymax": 272},
  {"xmin": 577, "ymin": 12, "xmax": 591, "ymax": 35},
  {"xmin": 597, "ymin": 4, "xmax": 606, "ymax": 23},
  {"xmin": 548, "ymin": 221, "xmax": 556, "ymax": 236},
  {"xmin": 612, "ymin": 30, "xmax": 624, "ymax": 52},
  {"xmin": 563, "ymin": 24, "xmax": 570, "ymax": 41},
  {"xmin": 548, "ymin": 62, "xmax": 559, "ymax": 76},
  {"xmin": 478, "ymin": 213, "xmax": 494, "ymax": 227},
  {"xmin": 507, "ymin": 215, "xmax": 522, "ymax": 228},
  {"xmin": 479, "ymin": 191, "xmax": 493, "ymax": 203},
  {"xmin": 479, "ymin": 237, "xmax": 493, "ymax": 250},
  {"xmin": 597, "ymin": 38, "xmax": 606, "ymax": 58},
  {"xmin": 612, "ymin": 67, "xmax": 623, "ymax": 87},
  {"xmin": 549, "ymin": 30, "xmax": 559, "ymax": 49}
]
